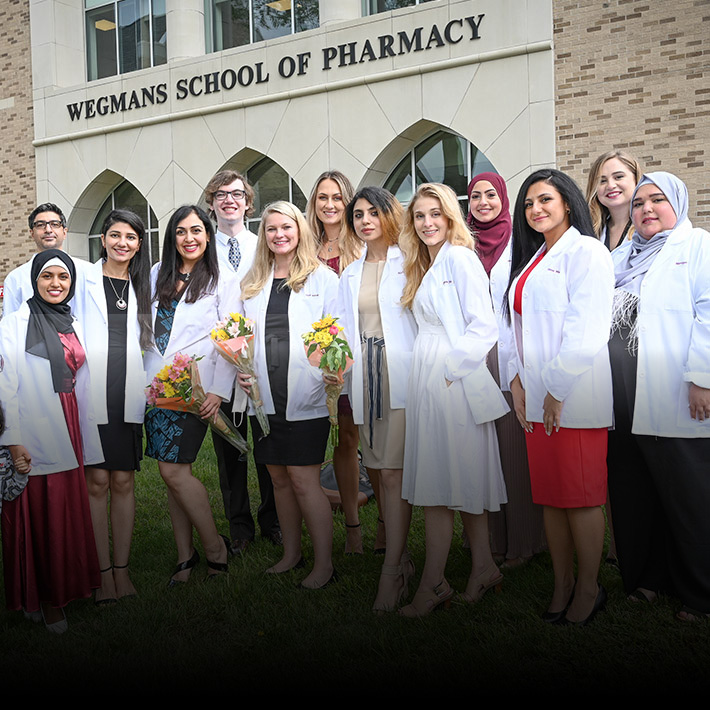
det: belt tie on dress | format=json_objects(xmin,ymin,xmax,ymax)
[{"xmin": 362, "ymin": 334, "xmax": 385, "ymax": 449}]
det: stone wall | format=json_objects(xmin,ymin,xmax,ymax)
[
  {"xmin": 0, "ymin": 0, "xmax": 35, "ymax": 279},
  {"xmin": 553, "ymin": 0, "xmax": 710, "ymax": 222}
]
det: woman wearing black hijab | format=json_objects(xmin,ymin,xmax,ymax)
[{"xmin": 0, "ymin": 249, "xmax": 102, "ymax": 633}]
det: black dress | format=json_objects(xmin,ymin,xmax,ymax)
[
  {"xmin": 250, "ymin": 278, "xmax": 330, "ymax": 466},
  {"xmin": 95, "ymin": 276, "xmax": 143, "ymax": 471}
]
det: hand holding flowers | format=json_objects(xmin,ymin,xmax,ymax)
[
  {"xmin": 211, "ymin": 312, "xmax": 270, "ymax": 436},
  {"xmin": 302, "ymin": 315, "xmax": 353, "ymax": 446},
  {"xmin": 146, "ymin": 352, "xmax": 249, "ymax": 453}
]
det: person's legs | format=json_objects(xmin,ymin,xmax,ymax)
[
  {"xmin": 399, "ymin": 506, "xmax": 455, "ymax": 617},
  {"xmin": 372, "ymin": 468, "xmax": 412, "ymax": 611},
  {"xmin": 565, "ymin": 506, "xmax": 605, "ymax": 623},
  {"xmin": 460, "ymin": 510, "xmax": 502, "ymax": 602},
  {"xmin": 543, "ymin": 506, "xmax": 576, "ymax": 615},
  {"xmin": 160, "ymin": 462, "xmax": 227, "ymax": 580},
  {"xmin": 108, "ymin": 469, "xmax": 138, "ymax": 598},
  {"xmin": 85, "ymin": 466, "xmax": 117, "ymax": 603},
  {"xmin": 332, "ymin": 411, "xmax": 362, "ymax": 554},
  {"xmin": 287, "ymin": 464, "xmax": 334, "ymax": 588},
  {"xmin": 265, "ymin": 464, "xmax": 304, "ymax": 573}
]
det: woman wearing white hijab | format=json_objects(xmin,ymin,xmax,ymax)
[{"xmin": 608, "ymin": 171, "xmax": 710, "ymax": 621}]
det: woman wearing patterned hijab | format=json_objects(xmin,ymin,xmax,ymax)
[
  {"xmin": 0, "ymin": 249, "xmax": 102, "ymax": 633},
  {"xmin": 608, "ymin": 172, "xmax": 710, "ymax": 621}
]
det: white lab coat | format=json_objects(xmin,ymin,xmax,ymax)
[
  {"xmin": 2, "ymin": 254, "xmax": 90, "ymax": 316},
  {"xmin": 236, "ymin": 265, "xmax": 339, "ymax": 421},
  {"xmin": 508, "ymin": 226, "xmax": 614, "ymax": 428},
  {"xmin": 0, "ymin": 304, "xmax": 103, "ymax": 475},
  {"xmin": 336, "ymin": 245, "xmax": 418, "ymax": 426},
  {"xmin": 488, "ymin": 239, "xmax": 515, "ymax": 392},
  {"xmin": 143, "ymin": 263, "xmax": 240, "ymax": 401},
  {"xmin": 421, "ymin": 241, "xmax": 509, "ymax": 424},
  {"xmin": 611, "ymin": 219, "xmax": 710, "ymax": 437},
  {"xmin": 72, "ymin": 260, "xmax": 147, "ymax": 424}
]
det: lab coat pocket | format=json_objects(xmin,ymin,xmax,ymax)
[
  {"xmin": 661, "ymin": 271, "xmax": 693, "ymax": 311},
  {"xmin": 533, "ymin": 272, "xmax": 568, "ymax": 312}
]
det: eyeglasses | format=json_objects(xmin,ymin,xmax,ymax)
[
  {"xmin": 213, "ymin": 189, "xmax": 247, "ymax": 202},
  {"xmin": 32, "ymin": 220, "xmax": 64, "ymax": 231}
]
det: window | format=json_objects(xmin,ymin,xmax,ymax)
[
  {"xmin": 86, "ymin": 0, "xmax": 167, "ymax": 81},
  {"xmin": 245, "ymin": 156, "xmax": 307, "ymax": 232},
  {"xmin": 384, "ymin": 130, "xmax": 497, "ymax": 210},
  {"xmin": 206, "ymin": 0, "xmax": 319, "ymax": 52},
  {"xmin": 89, "ymin": 181, "xmax": 160, "ymax": 264},
  {"xmin": 363, "ymin": 0, "xmax": 436, "ymax": 16}
]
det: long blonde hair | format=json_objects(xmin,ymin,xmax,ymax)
[
  {"xmin": 400, "ymin": 183, "xmax": 476, "ymax": 310},
  {"xmin": 305, "ymin": 170, "xmax": 362, "ymax": 272},
  {"xmin": 240, "ymin": 201, "xmax": 322, "ymax": 300},
  {"xmin": 585, "ymin": 150, "xmax": 643, "ymax": 238}
]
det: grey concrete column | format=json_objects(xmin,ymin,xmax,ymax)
[
  {"xmin": 166, "ymin": 0, "xmax": 206, "ymax": 62},
  {"xmin": 319, "ymin": 0, "xmax": 361, "ymax": 27}
]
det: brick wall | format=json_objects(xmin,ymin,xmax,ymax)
[
  {"xmin": 0, "ymin": 0, "xmax": 35, "ymax": 282},
  {"xmin": 553, "ymin": 0, "xmax": 710, "ymax": 223}
]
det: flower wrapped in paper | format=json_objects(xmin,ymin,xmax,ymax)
[
  {"xmin": 211, "ymin": 312, "xmax": 270, "ymax": 436},
  {"xmin": 146, "ymin": 352, "xmax": 249, "ymax": 454},
  {"xmin": 302, "ymin": 315, "xmax": 353, "ymax": 447}
]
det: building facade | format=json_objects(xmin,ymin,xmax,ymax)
[{"xmin": 1, "ymin": 0, "xmax": 708, "ymax": 280}]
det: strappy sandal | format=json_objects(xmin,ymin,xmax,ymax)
[
  {"xmin": 398, "ymin": 579, "xmax": 454, "ymax": 618},
  {"xmin": 456, "ymin": 562, "xmax": 503, "ymax": 604},
  {"xmin": 95, "ymin": 566, "xmax": 118, "ymax": 606},
  {"xmin": 206, "ymin": 535, "xmax": 230, "ymax": 580},
  {"xmin": 168, "ymin": 549, "xmax": 200, "ymax": 588}
]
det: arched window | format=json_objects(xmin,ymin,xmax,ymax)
[
  {"xmin": 245, "ymin": 156, "xmax": 307, "ymax": 232},
  {"xmin": 384, "ymin": 130, "xmax": 497, "ymax": 209},
  {"xmin": 88, "ymin": 181, "xmax": 160, "ymax": 263}
]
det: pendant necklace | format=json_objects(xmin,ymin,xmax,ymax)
[{"xmin": 106, "ymin": 274, "xmax": 129, "ymax": 311}]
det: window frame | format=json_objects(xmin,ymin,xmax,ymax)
[{"xmin": 85, "ymin": 0, "xmax": 167, "ymax": 82}]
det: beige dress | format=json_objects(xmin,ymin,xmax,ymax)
[{"xmin": 357, "ymin": 260, "xmax": 406, "ymax": 469}]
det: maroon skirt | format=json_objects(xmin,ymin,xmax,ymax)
[
  {"xmin": 524, "ymin": 424, "xmax": 608, "ymax": 508},
  {"xmin": 2, "ymin": 337, "xmax": 100, "ymax": 612}
]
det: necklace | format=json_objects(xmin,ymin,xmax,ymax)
[
  {"xmin": 106, "ymin": 275, "xmax": 129, "ymax": 310},
  {"xmin": 325, "ymin": 238, "xmax": 339, "ymax": 254},
  {"xmin": 178, "ymin": 272, "xmax": 191, "ymax": 283}
]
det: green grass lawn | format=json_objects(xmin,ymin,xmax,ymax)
[{"xmin": 1, "ymin": 436, "xmax": 708, "ymax": 696}]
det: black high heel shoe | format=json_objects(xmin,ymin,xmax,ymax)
[
  {"xmin": 206, "ymin": 535, "xmax": 230, "ymax": 580},
  {"xmin": 559, "ymin": 584, "xmax": 607, "ymax": 627},
  {"xmin": 168, "ymin": 549, "xmax": 200, "ymax": 588},
  {"xmin": 542, "ymin": 583, "xmax": 576, "ymax": 624}
]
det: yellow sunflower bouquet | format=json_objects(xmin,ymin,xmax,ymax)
[{"xmin": 302, "ymin": 315, "xmax": 353, "ymax": 447}]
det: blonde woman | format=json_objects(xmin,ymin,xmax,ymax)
[
  {"xmin": 305, "ymin": 171, "xmax": 367, "ymax": 555},
  {"xmin": 399, "ymin": 183, "xmax": 508, "ymax": 617},
  {"xmin": 237, "ymin": 201, "xmax": 339, "ymax": 589},
  {"xmin": 585, "ymin": 150, "xmax": 642, "ymax": 251}
]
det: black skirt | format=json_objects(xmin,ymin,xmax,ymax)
[{"xmin": 251, "ymin": 279, "xmax": 330, "ymax": 467}]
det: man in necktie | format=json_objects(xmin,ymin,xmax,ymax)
[{"xmin": 204, "ymin": 170, "xmax": 281, "ymax": 555}]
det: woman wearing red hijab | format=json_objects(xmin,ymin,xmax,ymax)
[{"xmin": 466, "ymin": 172, "xmax": 546, "ymax": 570}]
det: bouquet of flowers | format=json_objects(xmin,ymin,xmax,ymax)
[
  {"xmin": 146, "ymin": 352, "xmax": 249, "ymax": 453},
  {"xmin": 302, "ymin": 315, "xmax": 353, "ymax": 447},
  {"xmin": 211, "ymin": 312, "xmax": 270, "ymax": 436}
]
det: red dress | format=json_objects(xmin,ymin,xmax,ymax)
[
  {"xmin": 514, "ymin": 252, "xmax": 607, "ymax": 509},
  {"xmin": 2, "ymin": 332, "xmax": 100, "ymax": 612}
]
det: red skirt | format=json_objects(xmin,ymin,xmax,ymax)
[
  {"xmin": 525, "ymin": 424, "xmax": 608, "ymax": 508},
  {"xmin": 2, "ymin": 387, "xmax": 100, "ymax": 612}
]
